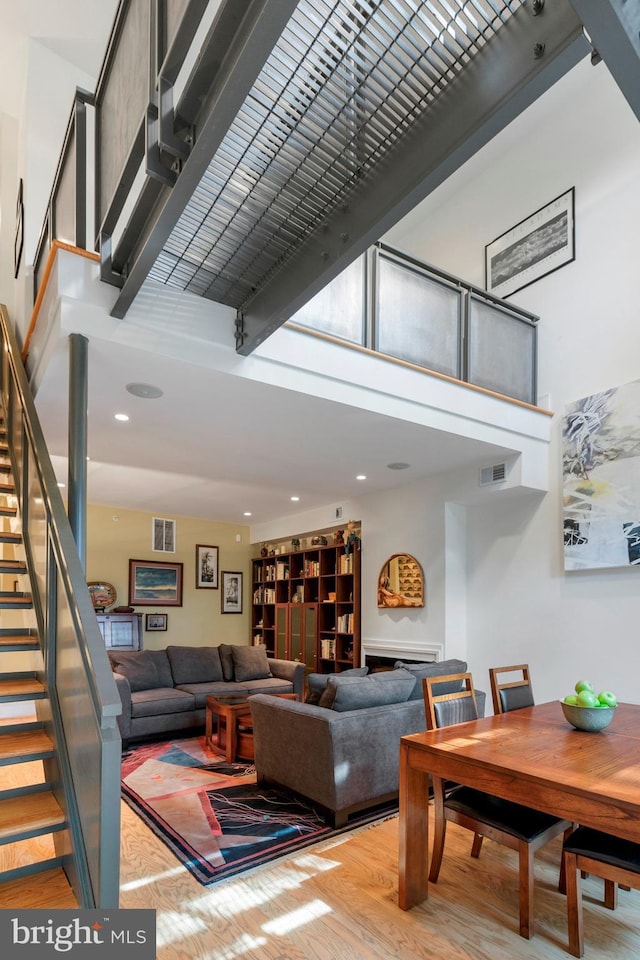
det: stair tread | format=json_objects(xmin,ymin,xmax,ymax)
[
  {"xmin": 0, "ymin": 532, "xmax": 21, "ymax": 542},
  {"xmin": 0, "ymin": 729, "xmax": 54, "ymax": 761},
  {"xmin": 0, "ymin": 636, "xmax": 38, "ymax": 648},
  {"xmin": 0, "ymin": 791, "xmax": 65, "ymax": 839},
  {"xmin": 0, "ymin": 678, "xmax": 45, "ymax": 697},
  {"xmin": 0, "ymin": 867, "xmax": 77, "ymax": 908},
  {"xmin": 0, "ymin": 561, "xmax": 27, "ymax": 571}
]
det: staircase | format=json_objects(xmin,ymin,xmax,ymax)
[{"xmin": 0, "ymin": 417, "xmax": 77, "ymax": 907}]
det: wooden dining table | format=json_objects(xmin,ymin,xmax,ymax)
[{"xmin": 398, "ymin": 700, "xmax": 640, "ymax": 910}]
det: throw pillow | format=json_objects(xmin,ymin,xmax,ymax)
[
  {"xmin": 108, "ymin": 650, "xmax": 174, "ymax": 692},
  {"xmin": 305, "ymin": 666, "xmax": 369, "ymax": 704},
  {"xmin": 218, "ymin": 643, "xmax": 235, "ymax": 681},
  {"xmin": 231, "ymin": 645, "xmax": 272, "ymax": 682},
  {"xmin": 166, "ymin": 645, "xmax": 223, "ymax": 685},
  {"xmin": 394, "ymin": 659, "xmax": 467, "ymax": 700},
  {"xmin": 319, "ymin": 669, "xmax": 415, "ymax": 711}
]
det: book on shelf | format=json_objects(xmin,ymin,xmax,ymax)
[
  {"xmin": 276, "ymin": 561, "xmax": 290, "ymax": 580},
  {"xmin": 339, "ymin": 553, "xmax": 353, "ymax": 574},
  {"xmin": 337, "ymin": 612, "xmax": 353, "ymax": 633},
  {"xmin": 320, "ymin": 637, "xmax": 336, "ymax": 659}
]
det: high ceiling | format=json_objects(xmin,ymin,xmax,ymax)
[{"xmin": 6, "ymin": 1, "xmax": 638, "ymax": 531}]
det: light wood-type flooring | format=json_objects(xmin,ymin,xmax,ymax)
[{"xmin": 2, "ymin": 737, "xmax": 640, "ymax": 959}]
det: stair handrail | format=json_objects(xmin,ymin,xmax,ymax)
[{"xmin": 0, "ymin": 303, "xmax": 121, "ymax": 908}]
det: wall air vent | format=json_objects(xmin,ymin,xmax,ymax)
[{"xmin": 480, "ymin": 463, "xmax": 507, "ymax": 486}]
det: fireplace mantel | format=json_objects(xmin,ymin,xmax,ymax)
[{"xmin": 361, "ymin": 637, "xmax": 443, "ymax": 664}]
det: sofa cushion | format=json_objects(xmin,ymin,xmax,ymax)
[
  {"xmin": 319, "ymin": 668, "xmax": 415, "ymax": 711},
  {"xmin": 394, "ymin": 659, "xmax": 467, "ymax": 700},
  {"xmin": 108, "ymin": 650, "xmax": 174, "ymax": 692},
  {"xmin": 166, "ymin": 645, "xmax": 223, "ymax": 684},
  {"xmin": 305, "ymin": 667, "xmax": 368, "ymax": 705},
  {"xmin": 231, "ymin": 645, "xmax": 272, "ymax": 682},
  {"xmin": 130, "ymin": 688, "xmax": 196, "ymax": 718},
  {"xmin": 218, "ymin": 644, "xmax": 235, "ymax": 681}
]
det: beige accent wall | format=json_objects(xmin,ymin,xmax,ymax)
[{"xmin": 86, "ymin": 504, "xmax": 253, "ymax": 651}]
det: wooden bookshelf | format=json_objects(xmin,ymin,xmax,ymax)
[{"xmin": 251, "ymin": 540, "xmax": 360, "ymax": 673}]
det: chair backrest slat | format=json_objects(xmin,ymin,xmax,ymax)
[
  {"xmin": 423, "ymin": 672, "xmax": 479, "ymax": 730},
  {"xmin": 489, "ymin": 664, "xmax": 534, "ymax": 715}
]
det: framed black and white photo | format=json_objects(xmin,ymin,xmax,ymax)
[
  {"xmin": 195, "ymin": 544, "xmax": 218, "ymax": 589},
  {"xmin": 145, "ymin": 613, "xmax": 167, "ymax": 631},
  {"xmin": 485, "ymin": 188, "xmax": 575, "ymax": 299},
  {"xmin": 221, "ymin": 571, "xmax": 243, "ymax": 614}
]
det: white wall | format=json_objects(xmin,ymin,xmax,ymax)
[
  {"xmin": 385, "ymin": 57, "xmax": 640, "ymax": 705},
  {"xmin": 258, "ymin": 57, "xmax": 640, "ymax": 707}
]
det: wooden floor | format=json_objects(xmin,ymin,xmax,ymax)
[
  {"xmin": 118, "ymin": 800, "xmax": 640, "ymax": 960},
  {"xmin": 3, "ymin": 741, "xmax": 640, "ymax": 958}
]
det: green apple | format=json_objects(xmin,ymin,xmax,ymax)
[
  {"xmin": 576, "ymin": 689, "xmax": 599, "ymax": 708},
  {"xmin": 563, "ymin": 695, "xmax": 579, "ymax": 705},
  {"xmin": 597, "ymin": 690, "xmax": 617, "ymax": 707},
  {"xmin": 575, "ymin": 680, "xmax": 595, "ymax": 695}
]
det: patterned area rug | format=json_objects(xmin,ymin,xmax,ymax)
[{"xmin": 121, "ymin": 736, "xmax": 398, "ymax": 885}]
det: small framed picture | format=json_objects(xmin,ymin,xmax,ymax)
[
  {"xmin": 145, "ymin": 613, "xmax": 167, "ymax": 631},
  {"xmin": 195, "ymin": 544, "xmax": 219, "ymax": 589},
  {"xmin": 221, "ymin": 571, "xmax": 243, "ymax": 614}
]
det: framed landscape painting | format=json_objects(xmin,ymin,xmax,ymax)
[
  {"xmin": 486, "ymin": 188, "xmax": 575, "ymax": 299},
  {"xmin": 129, "ymin": 559, "xmax": 183, "ymax": 606}
]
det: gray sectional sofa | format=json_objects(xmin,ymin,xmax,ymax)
[
  {"xmin": 108, "ymin": 643, "xmax": 305, "ymax": 748},
  {"xmin": 249, "ymin": 658, "xmax": 485, "ymax": 826}
]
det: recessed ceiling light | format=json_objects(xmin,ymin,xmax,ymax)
[
  {"xmin": 290, "ymin": 496, "xmax": 300, "ymax": 502},
  {"xmin": 387, "ymin": 461, "xmax": 410, "ymax": 470},
  {"xmin": 243, "ymin": 511, "xmax": 252, "ymax": 517},
  {"xmin": 57, "ymin": 482, "xmax": 65, "ymax": 488},
  {"xmin": 356, "ymin": 474, "xmax": 367, "ymax": 480},
  {"xmin": 114, "ymin": 413, "xmax": 129, "ymax": 422},
  {"xmin": 126, "ymin": 382, "xmax": 164, "ymax": 399}
]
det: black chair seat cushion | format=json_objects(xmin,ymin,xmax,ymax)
[
  {"xmin": 563, "ymin": 826, "xmax": 640, "ymax": 874},
  {"xmin": 446, "ymin": 786, "xmax": 563, "ymax": 841}
]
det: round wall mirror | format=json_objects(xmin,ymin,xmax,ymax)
[{"xmin": 377, "ymin": 554, "xmax": 424, "ymax": 608}]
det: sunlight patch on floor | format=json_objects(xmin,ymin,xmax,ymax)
[
  {"xmin": 156, "ymin": 909, "xmax": 208, "ymax": 947},
  {"xmin": 120, "ymin": 863, "xmax": 187, "ymax": 890},
  {"xmin": 205, "ymin": 933, "xmax": 268, "ymax": 959},
  {"xmin": 261, "ymin": 898, "xmax": 332, "ymax": 935}
]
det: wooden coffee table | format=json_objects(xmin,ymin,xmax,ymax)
[{"xmin": 205, "ymin": 693, "xmax": 299, "ymax": 762}]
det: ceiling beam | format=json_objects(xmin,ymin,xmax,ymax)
[
  {"xmin": 568, "ymin": 0, "xmax": 640, "ymax": 121},
  {"xmin": 110, "ymin": 0, "xmax": 299, "ymax": 320},
  {"xmin": 236, "ymin": 0, "xmax": 589, "ymax": 356}
]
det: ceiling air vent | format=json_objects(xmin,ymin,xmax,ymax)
[{"xmin": 479, "ymin": 463, "xmax": 507, "ymax": 487}]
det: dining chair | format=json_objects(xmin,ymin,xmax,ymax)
[
  {"xmin": 563, "ymin": 826, "xmax": 640, "ymax": 957},
  {"xmin": 489, "ymin": 663, "xmax": 535, "ymax": 715},
  {"xmin": 423, "ymin": 672, "xmax": 572, "ymax": 939}
]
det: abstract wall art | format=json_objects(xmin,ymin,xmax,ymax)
[{"xmin": 563, "ymin": 379, "xmax": 640, "ymax": 570}]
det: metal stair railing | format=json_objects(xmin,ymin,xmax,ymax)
[{"xmin": 0, "ymin": 304, "xmax": 121, "ymax": 908}]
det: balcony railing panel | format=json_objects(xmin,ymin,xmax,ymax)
[
  {"xmin": 375, "ymin": 254, "xmax": 462, "ymax": 379},
  {"xmin": 291, "ymin": 243, "xmax": 539, "ymax": 405},
  {"xmin": 291, "ymin": 255, "xmax": 365, "ymax": 345},
  {"xmin": 467, "ymin": 294, "xmax": 537, "ymax": 404},
  {"xmin": 55, "ymin": 126, "xmax": 79, "ymax": 246},
  {"xmin": 97, "ymin": 0, "xmax": 151, "ymax": 235}
]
